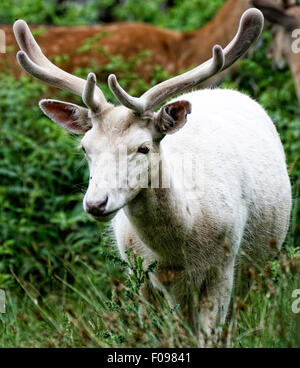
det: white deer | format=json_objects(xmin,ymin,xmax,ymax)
[{"xmin": 14, "ymin": 9, "xmax": 291, "ymax": 345}]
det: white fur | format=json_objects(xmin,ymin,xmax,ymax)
[
  {"xmin": 110, "ymin": 89, "xmax": 291, "ymax": 343},
  {"xmin": 42, "ymin": 87, "xmax": 291, "ymax": 344}
]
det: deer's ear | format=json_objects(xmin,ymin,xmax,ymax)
[
  {"xmin": 154, "ymin": 100, "xmax": 191, "ymax": 137},
  {"xmin": 251, "ymin": 0, "xmax": 299, "ymax": 31},
  {"xmin": 39, "ymin": 99, "xmax": 92, "ymax": 134}
]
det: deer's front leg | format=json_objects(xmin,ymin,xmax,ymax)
[
  {"xmin": 153, "ymin": 265, "xmax": 200, "ymax": 334},
  {"xmin": 155, "ymin": 258, "xmax": 236, "ymax": 346},
  {"xmin": 197, "ymin": 258, "xmax": 236, "ymax": 347}
]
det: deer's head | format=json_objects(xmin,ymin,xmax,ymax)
[{"xmin": 13, "ymin": 10, "xmax": 263, "ymax": 221}]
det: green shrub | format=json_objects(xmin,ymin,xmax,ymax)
[
  {"xmin": 0, "ymin": 0, "xmax": 99, "ymax": 25},
  {"xmin": 0, "ymin": 0, "xmax": 225, "ymax": 29},
  {"xmin": 0, "ymin": 74, "xmax": 111, "ymax": 288}
]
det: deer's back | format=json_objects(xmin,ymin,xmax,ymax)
[{"xmin": 162, "ymin": 89, "xmax": 291, "ymax": 253}]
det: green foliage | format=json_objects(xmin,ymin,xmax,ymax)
[
  {"xmin": 0, "ymin": 74, "xmax": 114, "ymax": 289},
  {"xmin": 113, "ymin": 0, "xmax": 165, "ymax": 24},
  {"xmin": 0, "ymin": 0, "xmax": 225, "ymax": 29},
  {"xmin": 0, "ymin": 252, "xmax": 196, "ymax": 348},
  {"xmin": 0, "ymin": 246, "xmax": 299, "ymax": 347},
  {"xmin": 233, "ymin": 248, "xmax": 300, "ymax": 348},
  {"xmin": 0, "ymin": 0, "xmax": 103, "ymax": 25},
  {"xmin": 112, "ymin": 0, "xmax": 225, "ymax": 30},
  {"xmin": 0, "ymin": 0, "xmax": 56, "ymax": 24},
  {"xmin": 124, "ymin": 249, "xmax": 158, "ymax": 300}
]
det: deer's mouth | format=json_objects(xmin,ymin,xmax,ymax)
[{"xmin": 91, "ymin": 208, "xmax": 119, "ymax": 222}]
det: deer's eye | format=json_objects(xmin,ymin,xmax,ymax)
[
  {"xmin": 138, "ymin": 146, "xmax": 150, "ymax": 154},
  {"xmin": 82, "ymin": 146, "xmax": 86, "ymax": 154}
]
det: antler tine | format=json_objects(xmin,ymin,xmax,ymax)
[
  {"xmin": 141, "ymin": 44, "xmax": 225, "ymax": 112},
  {"xmin": 14, "ymin": 20, "xmax": 107, "ymax": 111},
  {"xmin": 16, "ymin": 50, "xmax": 84, "ymax": 97},
  {"xmin": 109, "ymin": 45, "xmax": 225, "ymax": 113},
  {"xmin": 82, "ymin": 73, "xmax": 101, "ymax": 113},
  {"xmin": 108, "ymin": 74, "xmax": 146, "ymax": 113},
  {"xmin": 108, "ymin": 9, "xmax": 263, "ymax": 113},
  {"xmin": 222, "ymin": 8, "xmax": 264, "ymax": 70}
]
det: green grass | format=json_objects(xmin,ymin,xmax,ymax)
[
  {"xmin": 0, "ymin": 245, "xmax": 299, "ymax": 347},
  {"xmin": 0, "ymin": 0, "xmax": 299, "ymax": 348}
]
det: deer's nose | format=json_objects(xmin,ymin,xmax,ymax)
[{"xmin": 86, "ymin": 197, "xmax": 108, "ymax": 217}]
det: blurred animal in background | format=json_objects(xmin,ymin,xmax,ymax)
[
  {"xmin": 252, "ymin": 0, "xmax": 300, "ymax": 100},
  {"xmin": 2, "ymin": 0, "xmax": 300, "ymax": 95},
  {"xmin": 13, "ymin": 10, "xmax": 292, "ymax": 345},
  {"xmin": 0, "ymin": 0, "xmax": 281, "ymax": 87}
]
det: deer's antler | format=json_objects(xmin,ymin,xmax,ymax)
[
  {"xmin": 108, "ymin": 9, "xmax": 264, "ymax": 113},
  {"xmin": 13, "ymin": 20, "xmax": 108, "ymax": 113}
]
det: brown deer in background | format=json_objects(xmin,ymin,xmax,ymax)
[
  {"xmin": 0, "ymin": 0, "xmax": 257, "ymax": 85},
  {"xmin": 1, "ymin": 0, "xmax": 298, "ymax": 89}
]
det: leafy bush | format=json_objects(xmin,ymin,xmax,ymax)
[
  {"xmin": 0, "ymin": 0, "xmax": 225, "ymax": 29},
  {"xmin": 0, "ymin": 0, "xmax": 99, "ymax": 25},
  {"xmin": 0, "ymin": 74, "xmax": 109, "ymax": 288},
  {"xmin": 114, "ymin": 0, "xmax": 225, "ymax": 31}
]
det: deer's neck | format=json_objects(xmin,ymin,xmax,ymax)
[{"xmin": 124, "ymin": 152, "xmax": 192, "ymax": 261}]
